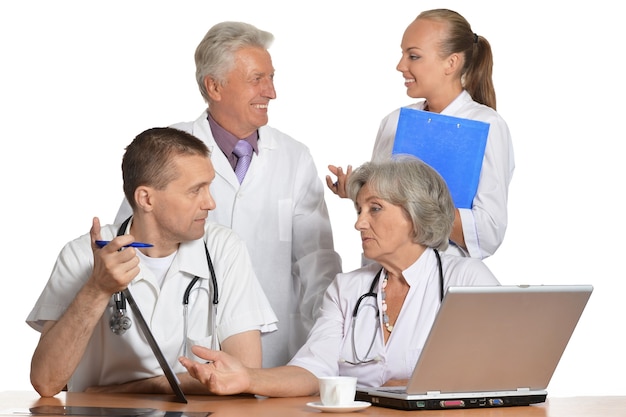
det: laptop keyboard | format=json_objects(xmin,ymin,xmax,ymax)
[{"xmin": 376, "ymin": 388, "xmax": 407, "ymax": 394}]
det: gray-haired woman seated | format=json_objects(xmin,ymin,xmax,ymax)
[{"xmin": 179, "ymin": 156, "xmax": 499, "ymax": 396}]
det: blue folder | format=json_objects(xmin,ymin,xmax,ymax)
[{"xmin": 392, "ymin": 108, "xmax": 490, "ymax": 209}]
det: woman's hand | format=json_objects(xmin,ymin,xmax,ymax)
[{"xmin": 325, "ymin": 164, "xmax": 352, "ymax": 198}]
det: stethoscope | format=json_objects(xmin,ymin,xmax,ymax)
[
  {"xmin": 343, "ymin": 249, "xmax": 444, "ymax": 366},
  {"xmin": 109, "ymin": 216, "xmax": 219, "ymax": 354}
]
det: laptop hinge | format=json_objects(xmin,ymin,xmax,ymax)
[
  {"xmin": 426, "ymin": 391, "xmax": 441, "ymax": 395},
  {"xmin": 516, "ymin": 387, "xmax": 531, "ymax": 393}
]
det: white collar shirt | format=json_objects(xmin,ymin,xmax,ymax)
[
  {"xmin": 27, "ymin": 221, "xmax": 277, "ymax": 391},
  {"xmin": 371, "ymin": 91, "xmax": 515, "ymax": 259}
]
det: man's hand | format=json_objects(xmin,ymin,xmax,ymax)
[
  {"xmin": 30, "ymin": 217, "xmax": 142, "ymax": 397},
  {"xmin": 89, "ymin": 217, "xmax": 140, "ymax": 294},
  {"xmin": 179, "ymin": 345, "xmax": 251, "ymax": 395}
]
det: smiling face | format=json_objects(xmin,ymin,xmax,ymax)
[
  {"xmin": 149, "ymin": 154, "xmax": 216, "ymax": 245},
  {"xmin": 206, "ymin": 46, "xmax": 276, "ymax": 138},
  {"xmin": 354, "ymin": 183, "xmax": 423, "ymax": 271},
  {"xmin": 396, "ymin": 18, "xmax": 452, "ymax": 101}
]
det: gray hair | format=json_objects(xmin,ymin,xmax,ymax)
[
  {"xmin": 194, "ymin": 21, "xmax": 274, "ymax": 102},
  {"xmin": 346, "ymin": 156, "xmax": 455, "ymax": 251}
]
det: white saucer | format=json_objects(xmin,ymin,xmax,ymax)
[{"xmin": 306, "ymin": 401, "xmax": 371, "ymax": 413}]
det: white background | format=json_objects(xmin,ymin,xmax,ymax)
[{"xmin": 1, "ymin": 1, "xmax": 624, "ymax": 396}]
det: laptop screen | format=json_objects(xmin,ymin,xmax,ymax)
[
  {"xmin": 356, "ymin": 285, "xmax": 593, "ymax": 411},
  {"xmin": 407, "ymin": 285, "xmax": 593, "ymax": 394}
]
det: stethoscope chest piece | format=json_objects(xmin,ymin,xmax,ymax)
[
  {"xmin": 110, "ymin": 292, "xmax": 132, "ymax": 335},
  {"xmin": 110, "ymin": 308, "xmax": 132, "ymax": 335},
  {"xmin": 108, "ymin": 216, "xmax": 219, "ymax": 340}
]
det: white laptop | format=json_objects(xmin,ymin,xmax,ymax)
[{"xmin": 355, "ymin": 284, "xmax": 593, "ymax": 410}]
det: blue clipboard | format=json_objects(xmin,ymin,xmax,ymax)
[{"xmin": 392, "ymin": 108, "xmax": 490, "ymax": 209}]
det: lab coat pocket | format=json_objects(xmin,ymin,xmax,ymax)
[{"xmin": 278, "ymin": 199, "xmax": 293, "ymax": 241}]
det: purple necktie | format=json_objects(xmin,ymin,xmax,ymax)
[{"xmin": 233, "ymin": 140, "xmax": 253, "ymax": 183}]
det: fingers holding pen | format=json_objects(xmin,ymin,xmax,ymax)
[
  {"xmin": 92, "ymin": 246, "xmax": 140, "ymax": 294},
  {"xmin": 88, "ymin": 219, "xmax": 140, "ymax": 294},
  {"xmin": 90, "ymin": 217, "xmax": 102, "ymax": 249},
  {"xmin": 90, "ymin": 216, "xmax": 135, "ymax": 253}
]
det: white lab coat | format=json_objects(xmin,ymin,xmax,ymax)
[
  {"xmin": 27, "ymin": 221, "xmax": 277, "ymax": 391},
  {"xmin": 115, "ymin": 111, "xmax": 342, "ymax": 367},
  {"xmin": 372, "ymin": 91, "xmax": 515, "ymax": 259},
  {"xmin": 288, "ymin": 248, "xmax": 499, "ymax": 387}
]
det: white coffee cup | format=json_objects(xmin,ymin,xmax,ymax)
[{"xmin": 318, "ymin": 376, "xmax": 357, "ymax": 406}]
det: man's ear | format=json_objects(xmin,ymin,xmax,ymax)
[
  {"xmin": 204, "ymin": 76, "xmax": 222, "ymax": 101},
  {"xmin": 134, "ymin": 186, "xmax": 154, "ymax": 213}
]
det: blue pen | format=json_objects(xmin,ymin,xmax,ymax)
[{"xmin": 95, "ymin": 240, "xmax": 154, "ymax": 248}]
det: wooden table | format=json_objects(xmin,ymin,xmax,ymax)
[{"xmin": 1, "ymin": 391, "xmax": 625, "ymax": 416}]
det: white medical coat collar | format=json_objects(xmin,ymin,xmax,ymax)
[
  {"xmin": 192, "ymin": 110, "xmax": 278, "ymax": 187},
  {"xmin": 399, "ymin": 247, "xmax": 439, "ymax": 287},
  {"xmin": 120, "ymin": 217, "xmax": 212, "ymax": 284},
  {"xmin": 440, "ymin": 90, "xmax": 472, "ymax": 116},
  {"xmin": 195, "ymin": 110, "xmax": 279, "ymax": 150}
]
